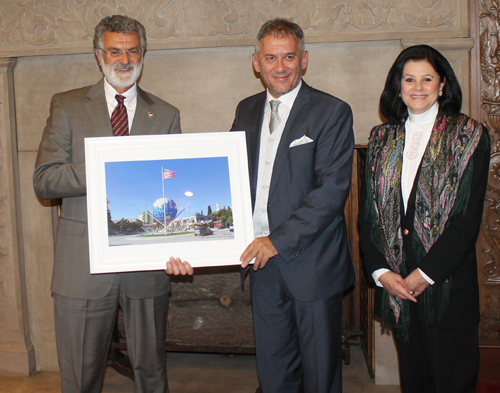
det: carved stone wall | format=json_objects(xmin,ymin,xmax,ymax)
[
  {"xmin": 478, "ymin": 0, "xmax": 500, "ymax": 360},
  {"xmin": 0, "ymin": 0, "xmax": 468, "ymax": 56}
]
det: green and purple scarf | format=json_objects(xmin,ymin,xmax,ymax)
[{"xmin": 365, "ymin": 113, "xmax": 483, "ymax": 332}]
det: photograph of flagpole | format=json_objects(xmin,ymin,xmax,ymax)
[
  {"xmin": 104, "ymin": 156, "xmax": 233, "ymax": 246},
  {"xmin": 161, "ymin": 167, "xmax": 176, "ymax": 236}
]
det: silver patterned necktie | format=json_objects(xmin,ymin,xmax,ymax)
[{"xmin": 269, "ymin": 100, "xmax": 281, "ymax": 134}]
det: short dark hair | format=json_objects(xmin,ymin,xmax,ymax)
[
  {"xmin": 93, "ymin": 15, "xmax": 146, "ymax": 51},
  {"xmin": 379, "ymin": 44, "xmax": 462, "ymax": 125},
  {"xmin": 256, "ymin": 18, "xmax": 305, "ymax": 53}
]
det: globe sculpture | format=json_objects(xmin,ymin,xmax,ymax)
[{"xmin": 153, "ymin": 198, "xmax": 177, "ymax": 224}]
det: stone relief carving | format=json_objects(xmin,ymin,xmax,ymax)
[
  {"xmin": 479, "ymin": 0, "xmax": 500, "ymax": 342},
  {"xmin": 0, "ymin": 0, "xmax": 461, "ymax": 53}
]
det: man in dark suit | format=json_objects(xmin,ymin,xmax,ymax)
[
  {"xmin": 231, "ymin": 18, "xmax": 355, "ymax": 393},
  {"xmin": 33, "ymin": 15, "xmax": 192, "ymax": 393}
]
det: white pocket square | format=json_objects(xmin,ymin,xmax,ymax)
[{"xmin": 289, "ymin": 135, "xmax": 313, "ymax": 148}]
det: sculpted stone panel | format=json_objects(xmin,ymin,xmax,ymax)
[
  {"xmin": 0, "ymin": 0, "xmax": 466, "ymax": 56},
  {"xmin": 479, "ymin": 0, "xmax": 500, "ymax": 345}
]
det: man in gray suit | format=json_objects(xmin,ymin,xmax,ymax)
[
  {"xmin": 232, "ymin": 19, "xmax": 355, "ymax": 392},
  {"xmin": 33, "ymin": 15, "xmax": 192, "ymax": 393}
]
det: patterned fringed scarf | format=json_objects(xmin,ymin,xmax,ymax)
[{"xmin": 365, "ymin": 113, "xmax": 483, "ymax": 335}]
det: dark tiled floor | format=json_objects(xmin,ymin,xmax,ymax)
[{"xmin": 0, "ymin": 345, "xmax": 401, "ymax": 392}]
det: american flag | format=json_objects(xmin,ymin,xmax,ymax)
[{"xmin": 162, "ymin": 169, "xmax": 176, "ymax": 179}]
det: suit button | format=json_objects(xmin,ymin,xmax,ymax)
[{"xmin": 404, "ymin": 229, "xmax": 409, "ymax": 235}]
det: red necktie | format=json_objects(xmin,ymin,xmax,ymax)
[{"xmin": 111, "ymin": 95, "xmax": 129, "ymax": 136}]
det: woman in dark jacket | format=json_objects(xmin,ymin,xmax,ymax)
[{"xmin": 359, "ymin": 44, "xmax": 490, "ymax": 393}]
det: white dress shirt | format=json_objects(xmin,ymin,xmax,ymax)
[
  {"xmin": 372, "ymin": 102, "xmax": 438, "ymax": 287},
  {"xmin": 104, "ymin": 78, "xmax": 138, "ymax": 133},
  {"xmin": 253, "ymin": 80, "xmax": 302, "ymax": 238},
  {"xmin": 401, "ymin": 101, "xmax": 438, "ymax": 212}
]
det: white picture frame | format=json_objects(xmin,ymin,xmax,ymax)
[{"xmin": 85, "ymin": 131, "xmax": 254, "ymax": 273}]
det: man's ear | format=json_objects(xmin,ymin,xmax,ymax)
[
  {"xmin": 95, "ymin": 50, "xmax": 102, "ymax": 67},
  {"xmin": 252, "ymin": 53, "xmax": 261, "ymax": 73},
  {"xmin": 301, "ymin": 50, "xmax": 309, "ymax": 70}
]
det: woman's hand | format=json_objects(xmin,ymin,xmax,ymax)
[
  {"xmin": 165, "ymin": 257, "xmax": 194, "ymax": 276},
  {"xmin": 379, "ymin": 271, "xmax": 418, "ymax": 302},
  {"xmin": 401, "ymin": 269, "xmax": 430, "ymax": 298}
]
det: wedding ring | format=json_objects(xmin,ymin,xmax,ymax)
[{"xmin": 409, "ymin": 291, "xmax": 414, "ymax": 295}]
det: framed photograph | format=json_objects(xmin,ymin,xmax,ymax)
[{"xmin": 85, "ymin": 131, "xmax": 254, "ymax": 273}]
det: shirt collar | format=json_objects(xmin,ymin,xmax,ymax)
[
  {"xmin": 407, "ymin": 101, "xmax": 439, "ymax": 125},
  {"xmin": 266, "ymin": 79, "xmax": 302, "ymax": 110},
  {"xmin": 103, "ymin": 78, "xmax": 137, "ymax": 107}
]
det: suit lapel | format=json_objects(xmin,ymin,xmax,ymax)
[
  {"xmin": 130, "ymin": 86, "xmax": 155, "ymax": 135},
  {"xmin": 269, "ymin": 82, "xmax": 311, "ymax": 194},
  {"xmin": 85, "ymin": 81, "xmax": 156, "ymax": 137},
  {"xmin": 86, "ymin": 79, "xmax": 113, "ymax": 137},
  {"xmin": 247, "ymin": 95, "xmax": 266, "ymax": 200}
]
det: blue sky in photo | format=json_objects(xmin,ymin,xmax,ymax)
[{"xmin": 105, "ymin": 157, "xmax": 232, "ymax": 221}]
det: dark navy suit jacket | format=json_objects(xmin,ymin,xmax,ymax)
[{"xmin": 231, "ymin": 81, "xmax": 356, "ymax": 302}]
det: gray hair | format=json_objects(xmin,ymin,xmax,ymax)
[
  {"xmin": 255, "ymin": 18, "xmax": 305, "ymax": 54},
  {"xmin": 93, "ymin": 15, "xmax": 146, "ymax": 50}
]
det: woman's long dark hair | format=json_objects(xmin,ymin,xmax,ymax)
[{"xmin": 380, "ymin": 45, "xmax": 462, "ymax": 125}]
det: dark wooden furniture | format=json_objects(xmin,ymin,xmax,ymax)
[{"xmin": 472, "ymin": 1, "xmax": 500, "ymax": 382}]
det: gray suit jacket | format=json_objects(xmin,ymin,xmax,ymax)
[
  {"xmin": 33, "ymin": 79, "xmax": 181, "ymax": 299},
  {"xmin": 231, "ymin": 82, "xmax": 356, "ymax": 302}
]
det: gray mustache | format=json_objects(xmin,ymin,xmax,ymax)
[{"xmin": 114, "ymin": 64, "xmax": 135, "ymax": 71}]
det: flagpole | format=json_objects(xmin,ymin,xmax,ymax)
[{"xmin": 161, "ymin": 166, "xmax": 167, "ymax": 236}]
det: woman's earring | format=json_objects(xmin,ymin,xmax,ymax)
[
  {"xmin": 399, "ymin": 93, "xmax": 401, "ymax": 97},
  {"xmin": 439, "ymin": 90, "xmax": 443, "ymax": 96}
]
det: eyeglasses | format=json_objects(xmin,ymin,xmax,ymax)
[{"xmin": 100, "ymin": 48, "xmax": 143, "ymax": 58}]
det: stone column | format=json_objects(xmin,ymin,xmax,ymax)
[{"xmin": 0, "ymin": 57, "xmax": 36, "ymax": 376}]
